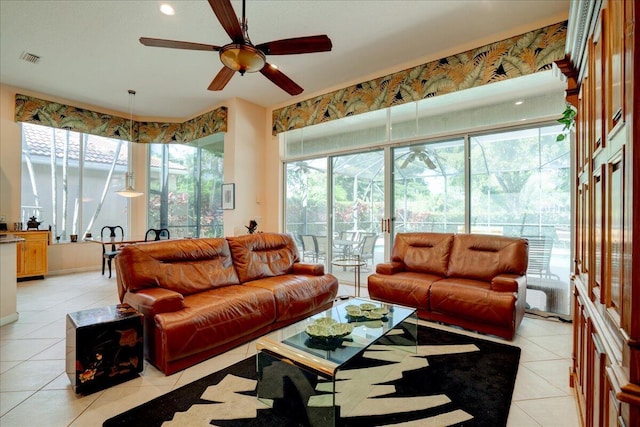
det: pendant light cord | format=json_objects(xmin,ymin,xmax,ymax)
[
  {"xmin": 128, "ymin": 89, "xmax": 135, "ymax": 180},
  {"xmin": 128, "ymin": 89, "xmax": 135, "ymax": 145}
]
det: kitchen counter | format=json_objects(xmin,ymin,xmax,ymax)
[
  {"xmin": 1, "ymin": 234, "xmax": 24, "ymax": 325},
  {"xmin": 0, "ymin": 234, "xmax": 24, "ymax": 244}
]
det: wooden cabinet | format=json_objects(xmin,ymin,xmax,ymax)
[
  {"xmin": 12, "ymin": 231, "xmax": 49, "ymax": 279},
  {"xmin": 559, "ymin": 1, "xmax": 639, "ymax": 426}
]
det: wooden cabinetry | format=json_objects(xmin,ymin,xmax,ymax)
[
  {"xmin": 559, "ymin": 1, "xmax": 638, "ymax": 426},
  {"xmin": 12, "ymin": 231, "xmax": 49, "ymax": 280}
]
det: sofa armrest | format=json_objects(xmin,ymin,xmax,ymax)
[
  {"xmin": 491, "ymin": 274, "xmax": 526, "ymax": 293},
  {"xmin": 122, "ymin": 287, "xmax": 185, "ymax": 318},
  {"xmin": 376, "ymin": 261, "xmax": 405, "ymax": 275},
  {"xmin": 292, "ymin": 262, "xmax": 325, "ymax": 276}
]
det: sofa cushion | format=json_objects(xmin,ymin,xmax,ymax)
[
  {"xmin": 116, "ymin": 238, "xmax": 240, "ymax": 296},
  {"xmin": 155, "ymin": 285, "xmax": 276, "ymax": 363},
  {"xmin": 447, "ymin": 234, "xmax": 528, "ymax": 281},
  {"xmin": 227, "ymin": 233, "xmax": 300, "ymax": 283},
  {"xmin": 244, "ymin": 274, "xmax": 338, "ymax": 322},
  {"xmin": 392, "ymin": 233, "xmax": 454, "ymax": 276}
]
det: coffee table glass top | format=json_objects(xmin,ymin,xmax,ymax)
[{"xmin": 256, "ymin": 298, "xmax": 416, "ymax": 377}]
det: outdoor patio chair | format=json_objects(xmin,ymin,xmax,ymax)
[
  {"xmin": 525, "ymin": 235, "xmax": 559, "ymax": 280},
  {"xmin": 356, "ymin": 233, "xmax": 378, "ymax": 267},
  {"xmin": 300, "ymin": 234, "xmax": 320, "ymax": 262}
]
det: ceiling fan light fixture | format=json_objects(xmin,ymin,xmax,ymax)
[{"xmin": 220, "ymin": 44, "xmax": 265, "ymax": 74}]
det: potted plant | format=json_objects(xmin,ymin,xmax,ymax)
[{"xmin": 556, "ymin": 103, "xmax": 577, "ymax": 141}]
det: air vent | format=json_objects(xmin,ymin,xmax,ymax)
[{"xmin": 20, "ymin": 52, "xmax": 40, "ymax": 64}]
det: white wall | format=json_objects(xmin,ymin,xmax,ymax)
[
  {"xmin": 0, "ymin": 85, "xmax": 22, "ymax": 227},
  {"xmin": 223, "ymin": 98, "xmax": 269, "ymax": 236}
]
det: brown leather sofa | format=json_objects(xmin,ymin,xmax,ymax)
[
  {"xmin": 115, "ymin": 232, "xmax": 338, "ymax": 375},
  {"xmin": 367, "ymin": 232, "xmax": 528, "ymax": 340}
]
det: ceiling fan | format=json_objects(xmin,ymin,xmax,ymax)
[{"xmin": 139, "ymin": 0, "xmax": 332, "ymax": 95}]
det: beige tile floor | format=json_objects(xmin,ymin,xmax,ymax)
[{"xmin": 0, "ymin": 271, "xmax": 581, "ymax": 427}]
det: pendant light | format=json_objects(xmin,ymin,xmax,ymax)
[{"xmin": 116, "ymin": 90, "xmax": 144, "ymax": 198}]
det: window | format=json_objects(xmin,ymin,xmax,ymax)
[
  {"xmin": 148, "ymin": 133, "xmax": 224, "ymax": 238},
  {"xmin": 21, "ymin": 123, "xmax": 129, "ymax": 241},
  {"xmin": 469, "ymin": 126, "xmax": 570, "ymax": 238}
]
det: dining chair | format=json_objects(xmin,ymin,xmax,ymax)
[
  {"xmin": 145, "ymin": 228, "xmax": 170, "ymax": 242},
  {"xmin": 100, "ymin": 225, "xmax": 124, "ymax": 278}
]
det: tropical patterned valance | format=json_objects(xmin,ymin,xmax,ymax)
[
  {"xmin": 272, "ymin": 21, "xmax": 567, "ymax": 135},
  {"xmin": 138, "ymin": 108, "xmax": 227, "ymax": 143},
  {"xmin": 15, "ymin": 94, "xmax": 227, "ymax": 143}
]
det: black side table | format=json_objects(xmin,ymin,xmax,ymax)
[{"xmin": 66, "ymin": 303, "xmax": 143, "ymax": 394}]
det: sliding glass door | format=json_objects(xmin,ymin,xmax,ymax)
[
  {"xmin": 332, "ymin": 150, "xmax": 385, "ymax": 268},
  {"xmin": 283, "ymin": 123, "xmax": 571, "ymax": 318},
  {"xmin": 470, "ymin": 125, "xmax": 571, "ymax": 315},
  {"xmin": 284, "ymin": 158, "xmax": 329, "ymax": 263}
]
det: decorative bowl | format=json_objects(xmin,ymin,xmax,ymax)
[
  {"xmin": 346, "ymin": 305, "xmax": 389, "ymax": 322},
  {"xmin": 305, "ymin": 320, "xmax": 353, "ymax": 342},
  {"xmin": 364, "ymin": 310, "xmax": 383, "ymax": 320},
  {"xmin": 345, "ymin": 306, "xmax": 363, "ymax": 317},
  {"xmin": 314, "ymin": 317, "xmax": 338, "ymax": 327}
]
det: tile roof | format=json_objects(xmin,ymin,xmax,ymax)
[{"xmin": 22, "ymin": 123, "xmax": 185, "ymax": 170}]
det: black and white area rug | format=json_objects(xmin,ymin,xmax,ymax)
[{"xmin": 104, "ymin": 324, "xmax": 520, "ymax": 427}]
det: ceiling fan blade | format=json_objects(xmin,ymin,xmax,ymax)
[
  {"xmin": 208, "ymin": 67, "xmax": 236, "ymax": 91},
  {"xmin": 260, "ymin": 64, "xmax": 303, "ymax": 96},
  {"xmin": 208, "ymin": 0, "xmax": 243, "ymax": 43},
  {"xmin": 140, "ymin": 37, "xmax": 220, "ymax": 51},
  {"xmin": 256, "ymin": 35, "xmax": 332, "ymax": 55}
]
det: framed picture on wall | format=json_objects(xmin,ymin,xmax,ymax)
[{"xmin": 222, "ymin": 183, "xmax": 235, "ymax": 210}]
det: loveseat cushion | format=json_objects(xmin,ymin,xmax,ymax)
[
  {"xmin": 429, "ymin": 278, "xmax": 517, "ymax": 326},
  {"xmin": 227, "ymin": 233, "xmax": 299, "ymax": 283},
  {"xmin": 368, "ymin": 271, "xmax": 440, "ymax": 311},
  {"xmin": 116, "ymin": 238, "xmax": 240, "ymax": 297},
  {"xmin": 447, "ymin": 234, "xmax": 528, "ymax": 281},
  {"xmin": 391, "ymin": 233, "xmax": 454, "ymax": 276},
  {"xmin": 155, "ymin": 285, "xmax": 276, "ymax": 363}
]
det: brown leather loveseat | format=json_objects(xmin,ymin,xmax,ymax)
[
  {"xmin": 115, "ymin": 232, "xmax": 338, "ymax": 374},
  {"xmin": 367, "ymin": 232, "xmax": 528, "ymax": 340}
]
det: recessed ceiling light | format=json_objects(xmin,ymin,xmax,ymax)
[
  {"xmin": 160, "ymin": 4, "xmax": 175, "ymax": 16},
  {"xmin": 515, "ymin": 100, "xmax": 524, "ymax": 105}
]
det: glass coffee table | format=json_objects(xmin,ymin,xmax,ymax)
[{"xmin": 256, "ymin": 297, "xmax": 417, "ymax": 426}]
